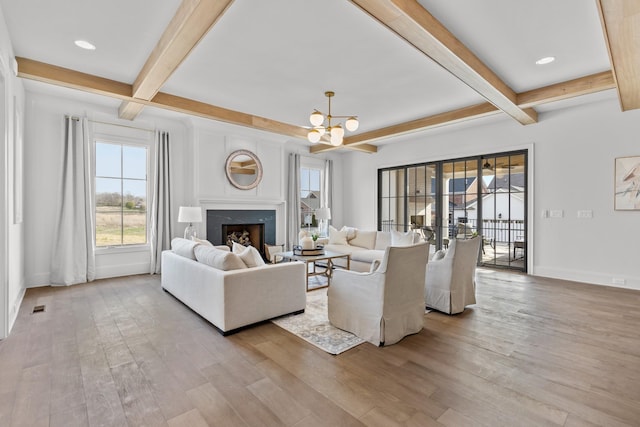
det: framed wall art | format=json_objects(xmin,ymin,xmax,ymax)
[{"xmin": 614, "ymin": 156, "xmax": 640, "ymax": 210}]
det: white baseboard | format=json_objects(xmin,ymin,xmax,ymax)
[
  {"xmin": 95, "ymin": 262, "xmax": 150, "ymax": 280},
  {"xmin": 8, "ymin": 287, "xmax": 26, "ymax": 331},
  {"xmin": 532, "ymin": 266, "xmax": 640, "ymax": 291}
]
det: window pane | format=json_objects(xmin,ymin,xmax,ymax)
[
  {"xmin": 123, "ymin": 177, "xmax": 147, "ymax": 245},
  {"xmin": 310, "ymin": 169, "xmax": 321, "ymax": 191},
  {"xmin": 123, "ymin": 145, "xmax": 147, "ymax": 179},
  {"xmin": 96, "ymin": 177, "xmax": 122, "ymax": 247},
  {"xmin": 95, "ymin": 142, "xmax": 121, "ymax": 178}
]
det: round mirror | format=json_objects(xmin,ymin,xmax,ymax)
[{"xmin": 225, "ymin": 150, "xmax": 263, "ymax": 190}]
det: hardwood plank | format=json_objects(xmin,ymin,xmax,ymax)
[
  {"xmin": 110, "ymin": 361, "xmax": 168, "ymax": 426},
  {"xmin": 1, "ymin": 272, "xmax": 639, "ymax": 426},
  {"xmin": 186, "ymin": 382, "xmax": 248, "ymax": 427},
  {"xmin": 167, "ymin": 408, "xmax": 209, "ymax": 427}
]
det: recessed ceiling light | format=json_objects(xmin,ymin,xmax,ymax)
[
  {"xmin": 74, "ymin": 40, "xmax": 96, "ymax": 50},
  {"xmin": 535, "ymin": 56, "xmax": 555, "ymax": 65}
]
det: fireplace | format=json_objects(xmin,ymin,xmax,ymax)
[
  {"xmin": 222, "ymin": 223, "xmax": 264, "ymax": 251},
  {"xmin": 207, "ymin": 209, "xmax": 276, "ymax": 257}
]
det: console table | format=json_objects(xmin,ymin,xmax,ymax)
[{"xmin": 274, "ymin": 250, "xmax": 350, "ymax": 291}]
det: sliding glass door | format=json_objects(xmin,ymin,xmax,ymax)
[{"xmin": 378, "ymin": 150, "xmax": 527, "ymax": 272}]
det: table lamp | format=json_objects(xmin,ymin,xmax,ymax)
[{"xmin": 178, "ymin": 206, "xmax": 202, "ymax": 239}]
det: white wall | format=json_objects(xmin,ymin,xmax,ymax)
[
  {"xmin": 23, "ymin": 92, "xmax": 189, "ymax": 286},
  {"xmin": 0, "ymin": 4, "xmax": 26, "ymax": 338},
  {"xmin": 342, "ymin": 94, "xmax": 640, "ymax": 290}
]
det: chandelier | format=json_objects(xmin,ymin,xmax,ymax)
[{"xmin": 307, "ymin": 91, "xmax": 359, "ymax": 146}]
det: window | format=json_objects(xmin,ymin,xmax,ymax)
[
  {"xmin": 95, "ymin": 141, "xmax": 148, "ymax": 247},
  {"xmin": 378, "ymin": 150, "xmax": 527, "ymax": 272},
  {"xmin": 300, "ymin": 166, "xmax": 322, "ymax": 226}
]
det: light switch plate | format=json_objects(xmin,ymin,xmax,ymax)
[
  {"xmin": 550, "ymin": 210, "xmax": 563, "ymax": 218},
  {"xmin": 577, "ymin": 210, "xmax": 593, "ymax": 219}
]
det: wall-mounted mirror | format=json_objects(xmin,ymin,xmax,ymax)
[{"xmin": 225, "ymin": 150, "xmax": 263, "ymax": 190}]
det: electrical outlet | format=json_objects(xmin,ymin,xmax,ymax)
[
  {"xmin": 549, "ymin": 210, "xmax": 563, "ymax": 218},
  {"xmin": 577, "ymin": 210, "xmax": 593, "ymax": 219}
]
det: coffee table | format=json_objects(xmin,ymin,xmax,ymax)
[{"xmin": 274, "ymin": 250, "xmax": 350, "ymax": 291}]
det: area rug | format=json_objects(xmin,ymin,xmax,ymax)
[{"xmin": 271, "ymin": 289, "xmax": 365, "ymax": 355}]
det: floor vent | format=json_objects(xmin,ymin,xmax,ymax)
[{"xmin": 32, "ymin": 305, "xmax": 46, "ymax": 313}]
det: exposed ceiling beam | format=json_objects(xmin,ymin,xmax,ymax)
[
  {"xmin": 312, "ymin": 71, "xmax": 615, "ymax": 152},
  {"xmin": 17, "ymin": 58, "xmax": 614, "ymax": 155},
  {"xmin": 17, "ymin": 57, "xmax": 308, "ymax": 140},
  {"xmin": 350, "ymin": 0, "xmax": 538, "ymax": 125},
  {"xmin": 597, "ymin": 0, "xmax": 640, "ymax": 111},
  {"xmin": 309, "ymin": 141, "xmax": 378, "ymax": 155},
  {"xmin": 118, "ymin": 0, "xmax": 235, "ymax": 120},
  {"xmin": 517, "ymin": 71, "xmax": 615, "ymax": 108}
]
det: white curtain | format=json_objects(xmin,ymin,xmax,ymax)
[
  {"xmin": 323, "ymin": 158, "xmax": 333, "ymax": 227},
  {"xmin": 287, "ymin": 153, "xmax": 301, "ymax": 250},
  {"xmin": 150, "ymin": 130, "xmax": 172, "ymax": 274},
  {"xmin": 50, "ymin": 117, "xmax": 95, "ymax": 285}
]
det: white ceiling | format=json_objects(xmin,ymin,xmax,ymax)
[{"xmin": 0, "ymin": 0, "xmax": 614, "ymax": 145}]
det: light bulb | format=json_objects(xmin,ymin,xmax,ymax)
[
  {"xmin": 307, "ymin": 129, "xmax": 321, "ymax": 143},
  {"xmin": 309, "ymin": 110, "xmax": 324, "ymax": 127},
  {"xmin": 331, "ymin": 124, "xmax": 344, "ymax": 140},
  {"xmin": 330, "ymin": 133, "xmax": 343, "ymax": 146},
  {"xmin": 345, "ymin": 117, "xmax": 359, "ymax": 132}
]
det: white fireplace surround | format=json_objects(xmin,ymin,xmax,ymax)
[{"xmin": 198, "ymin": 199, "xmax": 287, "ymax": 246}]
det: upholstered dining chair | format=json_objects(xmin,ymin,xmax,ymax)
[
  {"xmin": 327, "ymin": 242, "xmax": 429, "ymax": 346},
  {"xmin": 425, "ymin": 236, "xmax": 481, "ymax": 314}
]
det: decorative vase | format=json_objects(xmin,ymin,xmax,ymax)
[{"xmin": 301, "ymin": 236, "xmax": 314, "ymax": 250}]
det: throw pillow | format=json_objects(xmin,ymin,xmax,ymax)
[
  {"xmin": 328, "ymin": 226, "xmax": 349, "ymax": 245},
  {"xmin": 171, "ymin": 237, "xmax": 199, "ymax": 260},
  {"xmin": 194, "ymin": 245, "xmax": 247, "ymax": 271},
  {"xmin": 191, "ymin": 236, "xmax": 213, "ymax": 247},
  {"xmin": 391, "ymin": 230, "xmax": 415, "ymax": 247},
  {"xmin": 232, "ymin": 242, "xmax": 266, "ymax": 268},
  {"xmin": 340, "ymin": 226, "xmax": 358, "ymax": 240},
  {"xmin": 264, "ymin": 243, "xmax": 284, "ymax": 263}
]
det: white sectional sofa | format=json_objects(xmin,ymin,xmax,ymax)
[
  {"xmin": 162, "ymin": 238, "xmax": 306, "ymax": 335},
  {"xmin": 321, "ymin": 227, "xmax": 422, "ymax": 272}
]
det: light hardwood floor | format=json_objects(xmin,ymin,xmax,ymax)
[{"xmin": 1, "ymin": 269, "xmax": 639, "ymax": 427}]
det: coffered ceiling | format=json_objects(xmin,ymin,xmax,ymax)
[{"xmin": 1, "ymin": 0, "xmax": 637, "ymax": 154}]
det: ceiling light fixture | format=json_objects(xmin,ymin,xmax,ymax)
[
  {"xmin": 535, "ymin": 56, "xmax": 555, "ymax": 65},
  {"xmin": 74, "ymin": 40, "xmax": 96, "ymax": 50},
  {"xmin": 307, "ymin": 91, "xmax": 358, "ymax": 146}
]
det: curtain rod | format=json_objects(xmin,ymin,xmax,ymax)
[{"xmin": 67, "ymin": 116, "xmax": 155, "ymax": 133}]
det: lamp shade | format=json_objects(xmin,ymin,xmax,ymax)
[
  {"xmin": 178, "ymin": 206, "xmax": 202, "ymax": 223},
  {"xmin": 315, "ymin": 207, "xmax": 331, "ymax": 220},
  {"xmin": 310, "ymin": 110, "xmax": 324, "ymax": 127},
  {"xmin": 345, "ymin": 117, "xmax": 359, "ymax": 131}
]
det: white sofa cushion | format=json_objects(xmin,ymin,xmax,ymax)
[
  {"xmin": 350, "ymin": 249, "xmax": 386, "ymax": 264},
  {"xmin": 391, "ymin": 230, "xmax": 415, "ymax": 247},
  {"xmin": 191, "ymin": 236, "xmax": 213, "ymax": 247},
  {"xmin": 195, "ymin": 245, "xmax": 247, "ymax": 271},
  {"xmin": 171, "ymin": 237, "xmax": 199, "ymax": 260},
  {"xmin": 374, "ymin": 231, "xmax": 391, "ymax": 250},
  {"xmin": 232, "ymin": 242, "xmax": 266, "ymax": 268},
  {"xmin": 329, "ymin": 226, "xmax": 349, "ymax": 245},
  {"xmin": 351, "ymin": 230, "xmax": 377, "ymax": 249}
]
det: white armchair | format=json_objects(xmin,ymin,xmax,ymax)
[
  {"xmin": 327, "ymin": 243, "xmax": 429, "ymax": 346},
  {"xmin": 425, "ymin": 236, "xmax": 481, "ymax": 314}
]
